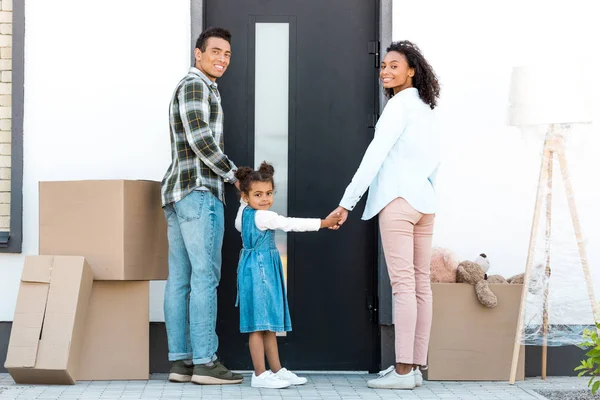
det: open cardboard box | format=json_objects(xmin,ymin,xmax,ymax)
[
  {"xmin": 4, "ymin": 256, "xmax": 93, "ymax": 384},
  {"xmin": 425, "ymin": 283, "xmax": 525, "ymax": 381}
]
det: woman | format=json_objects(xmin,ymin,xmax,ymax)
[{"xmin": 329, "ymin": 40, "xmax": 440, "ymax": 390}]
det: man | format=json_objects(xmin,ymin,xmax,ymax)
[{"xmin": 161, "ymin": 27, "xmax": 242, "ymax": 385}]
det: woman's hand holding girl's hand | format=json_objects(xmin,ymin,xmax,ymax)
[
  {"xmin": 321, "ymin": 213, "xmax": 342, "ymax": 229},
  {"xmin": 326, "ymin": 207, "xmax": 349, "ymax": 230}
]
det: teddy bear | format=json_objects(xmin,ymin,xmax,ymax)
[
  {"xmin": 474, "ymin": 253, "xmax": 490, "ymax": 273},
  {"xmin": 429, "ymin": 247, "xmax": 459, "ymax": 283},
  {"xmin": 487, "ymin": 274, "xmax": 508, "ymax": 283},
  {"xmin": 456, "ymin": 254, "xmax": 498, "ymax": 308},
  {"xmin": 507, "ymin": 273, "xmax": 524, "ymax": 284},
  {"xmin": 469, "ymin": 253, "xmax": 511, "ymax": 284}
]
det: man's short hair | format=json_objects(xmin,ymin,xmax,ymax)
[{"xmin": 196, "ymin": 27, "xmax": 231, "ymax": 52}]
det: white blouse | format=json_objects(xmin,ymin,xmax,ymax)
[
  {"xmin": 339, "ymin": 87, "xmax": 440, "ymax": 220},
  {"xmin": 234, "ymin": 200, "xmax": 321, "ymax": 233}
]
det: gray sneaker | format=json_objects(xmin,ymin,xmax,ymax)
[
  {"xmin": 168, "ymin": 360, "xmax": 193, "ymax": 383},
  {"xmin": 191, "ymin": 360, "xmax": 243, "ymax": 385}
]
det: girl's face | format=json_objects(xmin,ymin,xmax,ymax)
[
  {"xmin": 380, "ymin": 51, "xmax": 414, "ymax": 94},
  {"xmin": 242, "ymin": 181, "xmax": 274, "ymax": 210}
]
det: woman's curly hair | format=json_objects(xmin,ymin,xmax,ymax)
[{"xmin": 385, "ymin": 41, "xmax": 440, "ymax": 109}]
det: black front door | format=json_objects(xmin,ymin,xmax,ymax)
[{"xmin": 207, "ymin": 0, "xmax": 380, "ymax": 371}]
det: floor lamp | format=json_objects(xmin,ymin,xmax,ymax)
[{"xmin": 507, "ymin": 65, "xmax": 597, "ymax": 384}]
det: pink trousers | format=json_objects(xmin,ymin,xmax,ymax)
[{"xmin": 379, "ymin": 197, "xmax": 435, "ymax": 366}]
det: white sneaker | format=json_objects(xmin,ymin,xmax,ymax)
[
  {"xmin": 274, "ymin": 368, "xmax": 308, "ymax": 385},
  {"xmin": 367, "ymin": 366, "xmax": 415, "ymax": 390},
  {"xmin": 251, "ymin": 371, "xmax": 291, "ymax": 389},
  {"xmin": 415, "ymin": 368, "xmax": 423, "ymax": 387}
]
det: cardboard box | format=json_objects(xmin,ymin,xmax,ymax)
[
  {"xmin": 39, "ymin": 180, "xmax": 168, "ymax": 280},
  {"xmin": 4, "ymin": 256, "xmax": 93, "ymax": 384},
  {"xmin": 426, "ymin": 283, "xmax": 525, "ymax": 381},
  {"xmin": 77, "ymin": 281, "xmax": 149, "ymax": 380}
]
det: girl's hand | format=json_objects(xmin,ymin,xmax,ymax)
[
  {"xmin": 326, "ymin": 207, "xmax": 349, "ymax": 230},
  {"xmin": 321, "ymin": 213, "xmax": 342, "ymax": 229}
]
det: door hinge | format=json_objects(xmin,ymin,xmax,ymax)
[
  {"xmin": 367, "ymin": 114, "xmax": 379, "ymax": 128},
  {"xmin": 366, "ymin": 294, "xmax": 378, "ymax": 323},
  {"xmin": 368, "ymin": 40, "xmax": 380, "ymax": 68}
]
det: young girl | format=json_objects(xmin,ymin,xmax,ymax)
[{"xmin": 234, "ymin": 162, "xmax": 341, "ymax": 389}]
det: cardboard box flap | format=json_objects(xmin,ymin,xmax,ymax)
[
  {"xmin": 41, "ymin": 314, "xmax": 76, "ymax": 344},
  {"xmin": 4, "ymin": 345, "xmax": 39, "ymax": 369},
  {"xmin": 10, "ymin": 311, "xmax": 46, "ymax": 347},
  {"xmin": 21, "ymin": 256, "xmax": 53, "ymax": 283},
  {"xmin": 45, "ymin": 257, "xmax": 86, "ymax": 317},
  {"xmin": 36, "ymin": 339, "xmax": 71, "ymax": 370},
  {"xmin": 4, "ymin": 283, "xmax": 50, "ymax": 368},
  {"xmin": 12, "ymin": 283, "xmax": 50, "ymax": 316},
  {"xmin": 5, "ymin": 255, "xmax": 93, "ymax": 384}
]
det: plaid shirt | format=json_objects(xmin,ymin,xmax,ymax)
[{"xmin": 161, "ymin": 68, "xmax": 237, "ymax": 206}]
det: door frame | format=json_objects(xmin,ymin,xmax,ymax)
[{"xmin": 191, "ymin": 0, "xmax": 394, "ymax": 370}]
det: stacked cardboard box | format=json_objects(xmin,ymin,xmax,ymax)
[{"xmin": 5, "ymin": 180, "xmax": 168, "ymax": 384}]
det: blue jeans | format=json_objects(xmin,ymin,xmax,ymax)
[{"xmin": 163, "ymin": 191, "xmax": 224, "ymax": 364}]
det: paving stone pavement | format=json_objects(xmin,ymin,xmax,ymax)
[{"xmin": 0, "ymin": 373, "xmax": 592, "ymax": 399}]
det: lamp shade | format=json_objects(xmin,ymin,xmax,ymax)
[{"xmin": 508, "ymin": 64, "xmax": 593, "ymax": 126}]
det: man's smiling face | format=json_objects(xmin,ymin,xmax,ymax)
[{"xmin": 195, "ymin": 37, "xmax": 231, "ymax": 82}]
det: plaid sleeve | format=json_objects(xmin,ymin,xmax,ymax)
[{"xmin": 178, "ymin": 80, "xmax": 237, "ymax": 182}]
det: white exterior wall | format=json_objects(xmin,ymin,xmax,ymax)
[
  {"xmin": 0, "ymin": 0, "xmax": 189, "ymax": 321},
  {"xmin": 1, "ymin": 0, "xmax": 599, "ymax": 325}
]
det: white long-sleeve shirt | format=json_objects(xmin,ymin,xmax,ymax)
[
  {"xmin": 235, "ymin": 200, "xmax": 321, "ymax": 232},
  {"xmin": 339, "ymin": 87, "xmax": 440, "ymax": 220}
]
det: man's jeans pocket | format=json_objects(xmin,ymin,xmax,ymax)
[{"xmin": 174, "ymin": 191, "xmax": 208, "ymax": 221}]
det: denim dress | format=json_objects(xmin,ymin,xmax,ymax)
[{"xmin": 236, "ymin": 206, "xmax": 292, "ymax": 333}]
